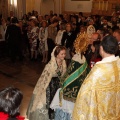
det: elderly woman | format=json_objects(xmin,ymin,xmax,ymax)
[
  {"xmin": 39, "ymin": 20, "xmax": 48, "ymax": 63},
  {"xmin": 27, "ymin": 17, "xmax": 39, "ymax": 60},
  {"xmin": 73, "ymin": 35, "xmax": 120, "ymax": 120}
]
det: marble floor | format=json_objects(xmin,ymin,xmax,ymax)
[{"xmin": 0, "ymin": 56, "xmax": 46, "ymax": 119}]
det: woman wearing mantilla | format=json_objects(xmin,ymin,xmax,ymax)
[
  {"xmin": 27, "ymin": 45, "xmax": 67, "ymax": 120},
  {"xmin": 50, "ymin": 31, "xmax": 90, "ymax": 120}
]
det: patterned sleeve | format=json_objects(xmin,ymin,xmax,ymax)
[
  {"xmin": 42, "ymin": 27, "xmax": 48, "ymax": 42},
  {"xmin": 31, "ymin": 27, "xmax": 39, "ymax": 41},
  {"xmin": 48, "ymin": 25, "xmax": 56, "ymax": 41},
  {"xmin": 38, "ymin": 27, "xmax": 42, "ymax": 41}
]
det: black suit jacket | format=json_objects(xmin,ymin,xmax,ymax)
[
  {"xmin": 61, "ymin": 31, "xmax": 76, "ymax": 49},
  {"xmin": 5, "ymin": 24, "xmax": 22, "ymax": 45},
  {"xmin": 99, "ymin": 24, "xmax": 111, "ymax": 30},
  {"xmin": 84, "ymin": 44, "xmax": 93, "ymax": 65},
  {"xmin": 7, "ymin": 16, "xmax": 18, "ymax": 23}
]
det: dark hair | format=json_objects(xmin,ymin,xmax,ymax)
[
  {"xmin": 91, "ymin": 41, "xmax": 101, "ymax": 60},
  {"xmin": 66, "ymin": 22, "xmax": 72, "ymax": 28},
  {"xmin": 44, "ymin": 14, "xmax": 48, "ymax": 17},
  {"xmin": 54, "ymin": 45, "xmax": 66, "ymax": 57},
  {"xmin": 52, "ymin": 18, "xmax": 59, "ymax": 24},
  {"xmin": 79, "ymin": 25, "xmax": 86, "ymax": 32},
  {"xmin": 79, "ymin": 12, "xmax": 83, "ymax": 17},
  {"xmin": 103, "ymin": 16, "xmax": 108, "ymax": 21},
  {"xmin": 41, "ymin": 20, "xmax": 48, "ymax": 27},
  {"xmin": 114, "ymin": 29, "xmax": 120, "ymax": 34},
  {"xmin": 11, "ymin": 17, "xmax": 18, "ymax": 23},
  {"xmin": 59, "ymin": 14, "xmax": 64, "ymax": 20},
  {"xmin": 59, "ymin": 22, "xmax": 66, "ymax": 30},
  {"xmin": 30, "ymin": 18, "xmax": 38, "ymax": 26},
  {"xmin": 112, "ymin": 21, "xmax": 117, "ymax": 26},
  {"xmin": 100, "ymin": 35, "xmax": 118, "ymax": 54},
  {"xmin": 54, "ymin": 13, "xmax": 57, "ymax": 17},
  {"xmin": 0, "ymin": 87, "xmax": 23, "ymax": 118}
]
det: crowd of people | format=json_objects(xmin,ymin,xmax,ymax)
[
  {"xmin": 0, "ymin": 10, "xmax": 120, "ymax": 63},
  {"xmin": 0, "ymin": 10, "xmax": 120, "ymax": 120}
]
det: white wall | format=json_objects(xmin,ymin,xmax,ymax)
[
  {"xmin": 41, "ymin": 0, "xmax": 54, "ymax": 16},
  {"xmin": 65, "ymin": 0, "xmax": 93, "ymax": 12},
  {"xmin": 32, "ymin": 0, "xmax": 54, "ymax": 16},
  {"xmin": 34, "ymin": 0, "xmax": 41, "ymax": 15},
  {"xmin": 33, "ymin": 0, "xmax": 93, "ymax": 16},
  {"xmin": 55, "ymin": 0, "xmax": 61, "ymax": 15}
]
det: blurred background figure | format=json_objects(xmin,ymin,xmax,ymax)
[
  {"xmin": 7, "ymin": 11, "xmax": 18, "ymax": 25},
  {"xmin": 47, "ymin": 18, "xmax": 59, "ymax": 62},
  {"xmin": 39, "ymin": 20, "xmax": 48, "ymax": 63},
  {"xmin": 0, "ymin": 18, "xmax": 7, "ymax": 58},
  {"xmin": 5, "ymin": 17, "xmax": 23, "ymax": 63},
  {"xmin": 61, "ymin": 23, "xmax": 76, "ymax": 66},
  {"xmin": 113, "ymin": 29, "xmax": 120, "ymax": 57},
  {"xmin": 90, "ymin": 41, "xmax": 101, "ymax": 68},
  {"xmin": 55, "ymin": 22, "xmax": 66, "ymax": 46},
  {"xmin": 27, "ymin": 17, "xmax": 39, "ymax": 61},
  {"xmin": 85, "ymin": 32, "xmax": 101, "ymax": 65}
]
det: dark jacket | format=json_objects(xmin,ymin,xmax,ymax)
[
  {"xmin": 84, "ymin": 44, "xmax": 93, "ymax": 65},
  {"xmin": 61, "ymin": 31, "xmax": 76, "ymax": 49},
  {"xmin": 116, "ymin": 42, "xmax": 120, "ymax": 57},
  {"xmin": 5, "ymin": 24, "xmax": 22, "ymax": 45}
]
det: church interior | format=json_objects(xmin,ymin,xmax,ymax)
[{"xmin": 0, "ymin": 0, "xmax": 120, "ymax": 120}]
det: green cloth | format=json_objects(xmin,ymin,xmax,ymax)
[{"xmin": 60, "ymin": 60, "xmax": 90, "ymax": 103}]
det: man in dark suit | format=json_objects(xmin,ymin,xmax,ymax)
[
  {"xmin": 5, "ymin": 17, "xmax": 22, "ymax": 62},
  {"xmin": 113, "ymin": 29, "xmax": 120, "ymax": 57},
  {"xmin": 99, "ymin": 17, "xmax": 111, "ymax": 30},
  {"xmin": 7, "ymin": 11, "xmax": 18, "ymax": 25}
]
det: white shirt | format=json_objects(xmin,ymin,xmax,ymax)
[
  {"xmin": 0, "ymin": 24, "xmax": 7, "ymax": 41},
  {"xmin": 55, "ymin": 30, "xmax": 65, "ymax": 45}
]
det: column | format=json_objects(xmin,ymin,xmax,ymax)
[{"xmin": 61, "ymin": 0, "xmax": 65, "ymax": 13}]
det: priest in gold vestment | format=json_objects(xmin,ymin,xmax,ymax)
[{"xmin": 73, "ymin": 35, "xmax": 120, "ymax": 120}]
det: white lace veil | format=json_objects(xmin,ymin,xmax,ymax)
[{"xmin": 50, "ymin": 46, "xmax": 58, "ymax": 62}]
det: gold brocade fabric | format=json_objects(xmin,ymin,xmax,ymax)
[{"xmin": 73, "ymin": 58, "xmax": 120, "ymax": 120}]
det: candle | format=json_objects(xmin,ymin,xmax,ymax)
[{"xmin": 106, "ymin": 1, "xmax": 108, "ymax": 11}]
